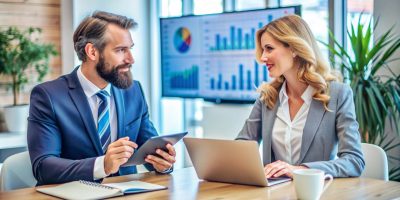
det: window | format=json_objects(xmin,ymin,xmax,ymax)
[
  {"xmin": 193, "ymin": 0, "xmax": 223, "ymax": 15},
  {"xmin": 161, "ymin": 0, "xmax": 182, "ymax": 17},
  {"xmin": 235, "ymin": 0, "xmax": 266, "ymax": 11},
  {"xmin": 347, "ymin": 0, "xmax": 373, "ymax": 22},
  {"xmin": 346, "ymin": 0, "xmax": 374, "ymax": 58},
  {"xmin": 280, "ymin": 0, "xmax": 329, "ymax": 59}
]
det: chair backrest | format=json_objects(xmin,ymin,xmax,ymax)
[
  {"xmin": 361, "ymin": 143, "xmax": 389, "ymax": 181},
  {"xmin": 0, "ymin": 151, "xmax": 37, "ymax": 191}
]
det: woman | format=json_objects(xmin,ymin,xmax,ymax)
[{"xmin": 236, "ymin": 15, "xmax": 364, "ymax": 178}]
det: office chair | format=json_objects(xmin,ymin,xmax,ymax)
[
  {"xmin": 361, "ymin": 143, "xmax": 389, "ymax": 181},
  {"xmin": 0, "ymin": 151, "xmax": 37, "ymax": 191}
]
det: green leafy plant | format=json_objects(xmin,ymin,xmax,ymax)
[
  {"xmin": 0, "ymin": 27, "xmax": 58, "ymax": 106},
  {"xmin": 322, "ymin": 16, "xmax": 400, "ymax": 181}
]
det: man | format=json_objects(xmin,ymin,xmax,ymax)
[{"xmin": 28, "ymin": 11, "xmax": 175, "ymax": 186}]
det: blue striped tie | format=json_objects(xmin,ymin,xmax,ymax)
[{"xmin": 96, "ymin": 90, "xmax": 111, "ymax": 153}]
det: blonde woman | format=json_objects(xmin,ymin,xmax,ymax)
[{"xmin": 236, "ymin": 15, "xmax": 364, "ymax": 178}]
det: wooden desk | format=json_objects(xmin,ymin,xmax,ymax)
[{"xmin": 1, "ymin": 167, "xmax": 399, "ymax": 199}]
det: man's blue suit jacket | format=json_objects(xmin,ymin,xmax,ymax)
[{"xmin": 27, "ymin": 67, "xmax": 158, "ymax": 186}]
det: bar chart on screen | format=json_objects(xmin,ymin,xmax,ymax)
[
  {"xmin": 207, "ymin": 61, "xmax": 268, "ymax": 91},
  {"xmin": 169, "ymin": 65, "xmax": 199, "ymax": 90},
  {"xmin": 204, "ymin": 15, "xmax": 273, "ymax": 52},
  {"xmin": 201, "ymin": 57, "xmax": 269, "ymax": 100},
  {"xmin": 160, "ymin": 6, "xmax": 300, "ymax": 102}
]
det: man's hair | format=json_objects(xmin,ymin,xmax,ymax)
[{"xmin": 73, "ymin": 11, "xmax": 137, "ymax": 61}]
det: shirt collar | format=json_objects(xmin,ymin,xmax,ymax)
[
  {"xmin": 77, "ymin": 66, "xmax": 111, "ymax": 98},
  {"xmin": 279, "ymin": 81, "xmax": 288, "ymax": 104},
  {"xmin": 279, "ymin": 81, "xmax": 314, "ymax": 106}
]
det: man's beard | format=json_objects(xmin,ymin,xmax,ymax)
[{"xmin": 96, "ymin": 55, "xmax": 133, "ymax": 89}]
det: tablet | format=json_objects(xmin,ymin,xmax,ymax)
[{"xmin": 122, "ymin": 132, "xmax": 188, "ymax": 166}]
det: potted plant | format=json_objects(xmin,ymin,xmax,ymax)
[
  {"xmin": 323, "ymin": 16, "xmax": 400, "ymax": 181},
  {"xmin": 0, "ymin": 27, "xmax": 57, "ymax": 132}
]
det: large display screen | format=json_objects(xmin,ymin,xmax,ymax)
[{"xmin": 160, "ymin": 6, "xmax": 301, "ymax": 103}]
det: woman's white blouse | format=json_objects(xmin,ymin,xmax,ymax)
[{"xmin": 271, "ymin": 81, "xmax": 315, "ymax": 164}]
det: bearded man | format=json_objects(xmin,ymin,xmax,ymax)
[{"xmin": 28, "ymin": 11, "xmax": 175, "ymax": 186}]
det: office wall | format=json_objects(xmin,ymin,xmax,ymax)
[
  {"xmin": 60, "ymin": 0, "xmax": 74, "ymax": 75},
  {"xmin": 0, "ymin": 0, "xmax": 61, "ymax": 107},
  {"xmin": 374, "ymin": 0, "xmax": 400, "ymax": 178},
  {"xmin": 374, "ymin": 0, "xmax": 400, "ymax": 77}
]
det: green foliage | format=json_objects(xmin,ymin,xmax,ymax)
[
  {"xmin": 322, "ymin": 16, "xmax": 400, "ymax": 181},
  {"xmin": 0, "ymin": 26, "xmax": 58, "ymax": 106}
]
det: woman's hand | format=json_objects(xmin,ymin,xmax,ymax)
[{"xmin": 264, "ymin": 160, "xmax": 308, "ymax": 178}]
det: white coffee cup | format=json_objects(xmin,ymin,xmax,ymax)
[{"xmin": 292, "ymin": 169, "xmax": 333, "ymax": 200}]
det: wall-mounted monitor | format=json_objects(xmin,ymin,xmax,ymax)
[{"xmin": 160, "ymin": 6, "xmax": 301, "ymax": 103}]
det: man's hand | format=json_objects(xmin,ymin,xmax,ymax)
[
  {"xmin": 145, "ymin": 143, "xmax": 176, "ymax": 173},
  {"xmin": 104, "ymin": 137, "xmax": 137, "ymax": 175},
  {"xmin": 264, "ymin": 160, "xmax": 308, "ymax": 178}
]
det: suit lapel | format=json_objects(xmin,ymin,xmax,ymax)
[
  {"xmin": 297, "ymin": 99, "xmax": 326, "ymax": 164},
  {"xmin": 264, "ymin": 100, "xmax": 279, "ymax": 164},
  {"xmin": 112, "ymin": 86, "xmax": 125, "ymax": 139},
  {"xmin": 66, "ymin": 68, "xmax": 103, "ymax": 156}
]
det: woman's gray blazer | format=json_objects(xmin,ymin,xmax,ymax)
[{"xmin": 236, "ymin": 81, "xmax": 365, "ymax": 177}]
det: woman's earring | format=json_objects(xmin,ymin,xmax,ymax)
[{"xmin": 292, "ymin": 53, "xmax": 296, "ymax": 58}]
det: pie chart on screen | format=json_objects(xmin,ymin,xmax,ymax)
[{"xmin": 174, "ymin": 27, "xmax": 191, "ymax": 53}]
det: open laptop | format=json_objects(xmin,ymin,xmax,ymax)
[{"xmin": 183, "ymin": 137, "xmax": 291, "ymax": 187}]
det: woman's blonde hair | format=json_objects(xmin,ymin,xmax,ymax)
[{"xmin": 255, "ymin": 14, "xmax": 339, "ymax": 110}]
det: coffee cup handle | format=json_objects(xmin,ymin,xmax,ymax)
[{"xmin": 322, "ymin": 174, "xmax": 333, "ymax": 193}]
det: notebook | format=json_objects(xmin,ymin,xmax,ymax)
[{"xmin": 36, "ymin": 180, "xmax": 167, "ymax": 199}]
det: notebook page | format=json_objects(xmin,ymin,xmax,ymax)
[
  {"xmin": 37, "ymin": 181, "xmax": 123, "ymax": 199},
  {"xmin": 103, "ymin": 181, "xmax": 167, "ymax": 194}
]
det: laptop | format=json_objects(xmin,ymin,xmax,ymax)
[{"xmin": 183, "ymin": 137, "xmax": 291, "ymax": 187}]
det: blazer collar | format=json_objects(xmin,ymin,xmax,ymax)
[
  {"xmin": 296, "ymin": 99, "xmax": 326, "ymax": 164},
  {"xmin": 65, "ymin": 67, "xmax": 103, "ymax": 155},
  {"xmin": 112, "ymin": 86, "xmax": 125, "ymax": 139},
  {"xmin": 264, "ymin": 99, "xmax": 280, "ymax": 164}
]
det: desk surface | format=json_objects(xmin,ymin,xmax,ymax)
[{"xmin": 1, "ymin": 167, "xmax": 400, "ymax": 200}]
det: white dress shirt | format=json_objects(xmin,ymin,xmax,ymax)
[
  {"xmin": 77, "ymin": 67, "xmax": 118, "ymax": 180},
  {"xmin": 271, "ymin": 81, "xmax": 314, "ymax": 164}
]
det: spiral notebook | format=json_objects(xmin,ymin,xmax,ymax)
[{"xmin": 36, "ymin": 180, "xmax": 167, "ymax": 199}]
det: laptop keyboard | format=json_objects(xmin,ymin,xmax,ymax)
[
  {"xmin": 267, "ymin": 177, "xmax": 290, "ymax": 181},
  {"xmin": 266, "ymin": 177, "xmax": 292, "ymax": 186}
]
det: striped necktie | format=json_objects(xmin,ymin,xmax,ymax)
[{"xmin": 96, "ymin": 90, "xmax": 111, "ymax": 153}]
